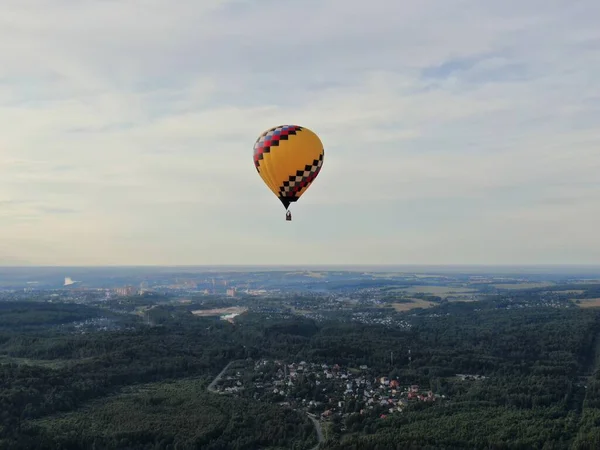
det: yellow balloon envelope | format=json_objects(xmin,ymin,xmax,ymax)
[{"xmin": 253, "ymin": 125, "xmax": 324, "ymax": 213}]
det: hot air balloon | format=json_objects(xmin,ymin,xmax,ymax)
[{"xmin": 253, "ymin": 125, "xmax": 324, "ymax": 221}]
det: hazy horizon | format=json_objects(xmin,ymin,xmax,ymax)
[
  {"xmin": 1, "ymin": 264, "xmax": 600, "ymax": 276},
  {"xmin": 1, "ymin": 0, "xmax": 599, "ymax": 265}
]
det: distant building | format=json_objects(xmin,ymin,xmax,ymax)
[
  {"xmin": 114, "ymin": 286, "xmax": 136, "ymax": 296},
  {"xmin": 226, "ymin": 288, "xmax": 236, "ymax": 297},
  {"xmin": 64, "ymin": 277, "xmax": 81, "ymax": 286},
  {"xmin": 138, "ymin": 281, "xmax": 150, "ymax": 295}
]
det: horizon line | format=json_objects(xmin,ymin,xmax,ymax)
[{"xmin": 0, "ymin": 263, "xmax": 599, "ymax": 269}]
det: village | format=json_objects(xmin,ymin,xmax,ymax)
[{"xmin": 212, "ymin": 360, "xmax": 448, "ymax": 420}]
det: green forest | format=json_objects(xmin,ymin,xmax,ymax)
[{"xmin": 1, "ymin": 293, "xmax": 600, "ymax": 449}]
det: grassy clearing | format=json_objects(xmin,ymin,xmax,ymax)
[
  {"xmin": 285, "ymin": 271, "xmax": 326, "ymax": 278},
  {"xmin": 369, "ymin": 273, "xmax": 404, "ymax": 278},
  {"xmin": 397, "ymin": 286, "xmax": 477, "ymax": 298},
  {"xmin": 548, "ymin": 290, "xmax": 586, "ymax": 295},
  {"xmin": 492, "ymin": 282, "xmax": 555, "ymax": 290},
  {"xmin": 575, "ymin": 298, "xmax": 600, "ymax": 308},
  {"xmin": 414, "ymin": 274, "xmax": 445, "ymax": 278},
  {"xmin": 392, "ymin": 300, "xmax": 436, "ymax": 311},
  {"xmin": 0, "ymin": 355, "xmax": 72, "ymax": 369},
  {"xmin": 191, "ymin": 306, "xmax": 248, "ymax": 317}
]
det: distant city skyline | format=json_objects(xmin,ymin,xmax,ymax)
[{"xmin": 1, "ymin": 1, "xmax": 599, "ymax": 265}]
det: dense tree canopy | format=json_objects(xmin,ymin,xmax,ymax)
[{"xmin": 0, "ymin": 298, "xmax": 599, "ymax": 449}]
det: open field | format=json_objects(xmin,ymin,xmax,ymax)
[
  {"xmin": 0, "ymin": 355, "xmax": 76, "ymax": 369},
  {"xmin": 285, "ymin": 271, "xmax": 326, "ymax": 278},
  {"xmin": 397, "ymin": 286, "xmax": 477, "ymax": 298},
  {"xmin": 414, "ymin": 274, "xmax": 449, "ymax": 279},
  {"xmin": 575, "ymin": 298, "xmax": 600, "ymax": 308},
  {"xmin": 548, "ymin": 290, "xmax": 586, "ymax": 295},
  {"xmin": 492, "ymin": 282, "xmax": 555, "ymax": 289},
  {"xmin": 391, "ymin": 300, "xmax": 436, "ymax": 311},
  {"xmin": 191, "ymin": 306, "xmax": 248, "ymax": 317}
]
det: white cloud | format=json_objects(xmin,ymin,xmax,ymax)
[{"xmin": 0, "ymin": 0, "xmax": 599, "ymax": 265}]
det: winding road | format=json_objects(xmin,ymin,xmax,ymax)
[{"xmin": 208, "ymin": 361, "xmax": 325, "ymax": 449}]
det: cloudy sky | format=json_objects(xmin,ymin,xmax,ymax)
[{"xmin": 1, "ymin": 0, "xmax": 599, "ymax": 266}]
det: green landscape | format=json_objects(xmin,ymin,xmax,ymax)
[{"xmin": 2, "ymin": 278, "xmax": 600, "ymax": 449}]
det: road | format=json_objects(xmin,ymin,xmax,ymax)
[
  {"xmin": 307, "ymin": 413, "xmax": 325, "ymax": 449},
  {"xmin": 207, "ymin": 360, "xmax": 235, "ymax": 393},
  {"xmin": 208, "ymin": 361, "xmax": 325, "ymax": 448}
]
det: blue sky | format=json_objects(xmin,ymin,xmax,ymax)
[{"xmin": 1, "ymin": 0, "xmax": 599, "ymax": 265}]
